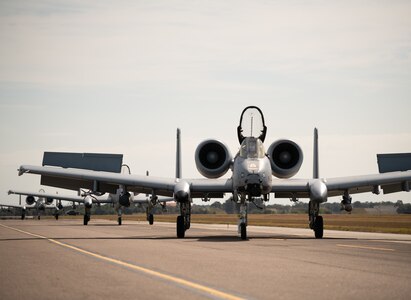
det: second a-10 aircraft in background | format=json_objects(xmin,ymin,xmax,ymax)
[
  {"xmin": 7, "ymin": 180, "xmax": 173, "ymax": 226},
  {"xmin": 1, "ymin": 188, "xmax": 64, "ymax": 220},
  {"xmin": 16, "ymin": 106, "xmax": 411, "ymax": 239}
]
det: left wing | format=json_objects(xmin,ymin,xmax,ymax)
[{"xmin": 271, "ymin": 171, "xmax": 411, "ymax": 199}]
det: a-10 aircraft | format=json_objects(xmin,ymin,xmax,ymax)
[
  {"xmin": 16, "ymin": 106, "xmax": 411, "ymax": 239},
  {"xmin": 1, "ymin": 189, "xmax": 65, "ymax": 220},
  {"xmin": 6, "ymin": 183, "xmax": 173, "ymax": 225}
]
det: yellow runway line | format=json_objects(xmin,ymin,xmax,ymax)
[{"xmin": 0, "ymin": 223, "xmax": 244, "ymax": 300}]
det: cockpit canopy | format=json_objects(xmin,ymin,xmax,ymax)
[
  {"xmin": 239, "ymin": 137, "xmax": 266, "ymax": 159},
  {"xmin": 237, "ymin": 106, "xmax": 267, "ymax": 144}
]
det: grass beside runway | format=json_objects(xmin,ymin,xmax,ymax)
[{"xmin": 62, "ymin": 214, "xmax": 411, "ymax": 234}]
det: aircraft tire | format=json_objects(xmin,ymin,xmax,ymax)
[
  {"xmin": 176, "ymin": 216, "xmax": 185, "ymax": 238},
  {"xmin": 148, "ymin": 214, "xmax": 154, "ymax": 225},
  {"xmin": 240, "ymin": 223, "xmax": 247, "ymax": 240},
  {"xmin": 314, "ymin": 216, "xmax": 323, "ymax": 239},
  {"xmin": 55, "ymin": 215, "xmax": 59, "ymax": 220},
  {"xmin": 83, "ymin": 215, "xmax": 88, "ymax": 225},
  {"xmin": 118, "ymin": 217, "xmax": 122, "ymax": 226}
]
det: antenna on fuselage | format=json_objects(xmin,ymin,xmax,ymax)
[
  {"xmin": 313, "ymin": 128, "xmax": 319, "ymax": 179},
  {"xmin": 176, "ymin": 128, "xmax": 182, "ymax": 179},
  {"xmin": 250, "ymin": 115, "xmax": 253, "ymax": 137}
]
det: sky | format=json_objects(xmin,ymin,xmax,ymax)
[{"xmin": 0, "ymin": 0, "xmax": 410, "ymax": 206}]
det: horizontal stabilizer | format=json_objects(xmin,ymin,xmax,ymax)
[
  {"xmin": 40, "ymin": 152, "xmax": 123, "ymax": 193},
  {"xmin": 43, "ymin": 152, "xmax": 123, "ymax": 173},
  {"xmin": 377, "ymin": 153, "xmax": 411, "ymax": 173}
]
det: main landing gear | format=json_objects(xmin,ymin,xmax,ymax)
[
  {"xmin": 83, "ymin": 214, "xmax": 90, "ymax": 225},
  {"xmin": 83, "ymin": 207, "xmax": 91, "ymax": 225},
  {"xmin": 177, "ymin": 202, "xmax": 191, "ymax": 238},
  {"xmin": 146, "ymin": 207, "xmax": 154, "ymax": 225},
  {"xmin": 117, "ymin": 207, "xmax": 122, "ymax": 225},
  {"xmin": 148, "ymin": 213, "xmax": 154, "ymax": 225},
  {"xmin": 309, "ymin": 200, "xmax": 323, "ymax": 239}
]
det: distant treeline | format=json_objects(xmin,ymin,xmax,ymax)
[{"xmin": 2, "ymin": 199, "xmax": 410, "ymax": 216}]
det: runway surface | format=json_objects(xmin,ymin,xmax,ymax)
[{"xmin": 1, "ymin": 219, "xmax": 411, "ymax": 300}]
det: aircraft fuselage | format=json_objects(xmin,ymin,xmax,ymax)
[{"xmin": 232, "ymin": 137, "xmax": 272, "ymax": 197}]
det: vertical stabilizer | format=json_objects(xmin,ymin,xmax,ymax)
[
  {"xmin": 313, "ymin": 128, "xmax": 319, "ymax": 179},
  {"xmin": 176, "ymin": 128, "xmax": 182, "ymax": 179}
]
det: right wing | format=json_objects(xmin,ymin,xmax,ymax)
[{"xmin": 18, "ymin": 165, "xmax": 233, "ymax": 198}]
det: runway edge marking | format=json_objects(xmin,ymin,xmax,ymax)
[{"xmin": 0, "ymin": 223, "xmax": 244, "ymax": 300}]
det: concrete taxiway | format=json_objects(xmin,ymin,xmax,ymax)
[{"xmin": 1, "ymin": 219, "xmax": 410, "ymax": 300}]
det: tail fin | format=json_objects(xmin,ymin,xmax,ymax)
[
  {"xmin": 176, "ymin": 128, "xmax": 182, "ymax": 179},
  {"xmin": 313, "ymin": 128, "xmax": 319, "ymax": 179}
]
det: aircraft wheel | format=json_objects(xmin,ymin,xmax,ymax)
[
  {"xmin": 148, "ymin": 214, "xmax": 154, "ymax": 225},
  {"xmin": 83, "ymin": 215, "xmax": 89, "ymax": 225},
  {"xmin": 240, "ymin": 223, "xmax": 247, "ymax": 240},
  {"xmin": 314, "ymin": 216, "xmax": 323, "ymax": 239},
  {"xmin": 21, "ymin": 214, "xmax": 25, "ymax": 220},
  {"xmin": 118, "ymin": 217, "xmax": 122, "ymax": 226},
  {"xmin": 38, "ymin": 215, "xmax": 41, "ymax": 220},
  {"xmin": 55, "ymin": 215, "xmax": 59, "ymax": 220},
  {"xmin": 176, "ymin": 216, "xmax": 185, "ymax": 238}
]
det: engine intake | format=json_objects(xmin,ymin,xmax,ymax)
[
  {"xmin": 195, "ymin": 139, "xmax": 232, "ymax": 178},
  {"xmin": 45, "ymin": 197, "xmax": 54, "ymax": 205},
  {"xmin": 267, "ymin": 139, "xmax": 303, "ymax": 178},
  {"xmin": 26, "ymin": 195, "xmax": 35, "ymax": 205}
]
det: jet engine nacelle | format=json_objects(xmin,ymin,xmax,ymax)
[
  {"xmin": 195, "ymin": 139, "xmax": 232, "ymax": 179},
  {"xmin": 45, "ymin": 197, "xmax": 54, "ymax": 205},
  {"xmin": 26, "ymin": 195, "xmax": 35, "ymax": 205},
  {"xmin": 267, "ymin": 139, "xmax": 303, "ymax": 178}
]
